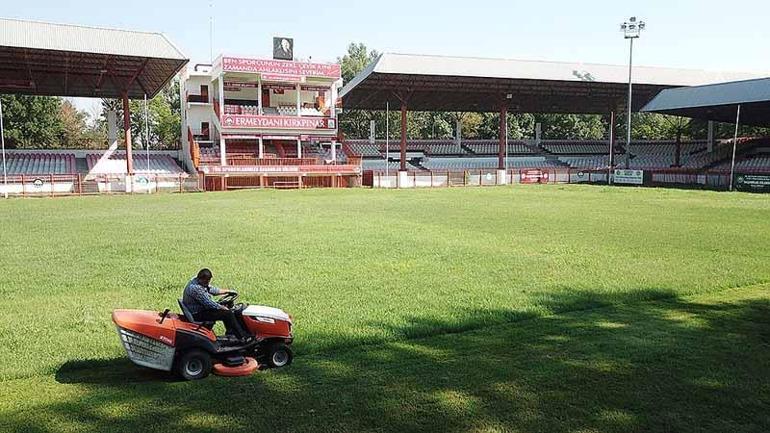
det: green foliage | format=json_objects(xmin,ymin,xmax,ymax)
[
  {"xmin": 410, "ymin": 112, "xmax": 454, "ymax": 138},
  {"xmin": 534, "ymin": 114, "xmax": 606, "ymax": 139},
  {"xmin": 0, "ymin": 95, "xmax": 64, "ymax": 148},
  {"xmin": 98, "ymin": 79, "xmax": 182, "ymax": 149},
  {"xmin": 338, "ymin": 42, "xmax": 379, "ymax": 84},
  {"xmin": 338, "ymin": 43, "xmax": 380, "ymax": 139},
  {"xmin": 58, "ymin": 100, "xmax": 106, "ymax": 149}
]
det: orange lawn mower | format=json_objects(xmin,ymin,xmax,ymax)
[{"xmin": 112, "ymin": 292, "xmax": 293, "ymax": 380}]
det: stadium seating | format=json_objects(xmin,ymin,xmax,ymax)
[
  {"xmin": 346, "ymin": 139, "xmax": 465, "ymax": 157},
  {"xmin": 424, "ymin": 140, "xmax": 461, "ymax": 155},
  {"xmin": 3, "ymin": 153, "xmax": 75, "ymax": 174},
  {"xmin": 423, "ymin": 157, "xmax": 560, "ymax": 170},
  {"xmin": 361, "ymin": 159, "xmax": 402, "ymax": 171},
  {"xmin": 734, "ymin": 156, "xmax": 770, "ymax": 170},
  {"xmin": 714, "ymin": 155, "xmax": 770, "ymax": 171},
  {"xmin": 346, "ymin": 141, "xmax": 382, "ymax": 157},
  {"xmin": 463, "ymin": 140, "xmax": 534, "ymax": 155},
  {"xmin": 559, "ymin": 155, "xmax": 611, "ymax": 169},
  {"xmin": 86, "ymin": 153, "xmax": 186, "ymax": 175},
  {"xmin": 348, "ymin": 138, "xmax": 770, "ymax": 173},
  {"xmin": 541, "ymin": 140, "xmax": 618, "ymax": 154}
]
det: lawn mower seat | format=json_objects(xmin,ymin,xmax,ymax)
[
  {"xmin": 177, "ymin": 299, "xmax": 216, "ymax": 329},
  {"xmin": 178, "ymin": 299, "xmax": 199, "ymax": 323}
]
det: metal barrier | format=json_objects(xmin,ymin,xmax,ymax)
[
  {"xmin": 364, "ymin": 167, "xmax": 754, "ymax": 191},
  {"xmin": 0, "ymin": 173, "xmax": 200, "ymax": 198}
]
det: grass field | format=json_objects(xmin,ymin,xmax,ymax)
[{"xmin": 0, "ymin": 185, "xmax": 768, "ymax": 432}]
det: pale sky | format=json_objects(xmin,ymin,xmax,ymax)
[{"xmin": 5, "ymin": 0, "xmax": 770, "ymax": 113}]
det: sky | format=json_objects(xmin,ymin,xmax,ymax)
[{"xmin": 5, "ymin": 0, "xmax": 770, "ymax": 113}]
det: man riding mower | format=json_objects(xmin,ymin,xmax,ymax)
[{"xmin": 112, "ymin": 269, "xmax": 294, "ymax": 380}]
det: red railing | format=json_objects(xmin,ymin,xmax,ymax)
[{"xmin": 225, "ymin": 157, "xmax": 319, "ymax": 166}]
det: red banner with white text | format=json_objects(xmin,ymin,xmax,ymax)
[
  {"xmin": 221, "ymin": 114, "xmax": 337, "ymax": 130},
  {"xmin": 221, "ymin": 57, "xmax": 341, "ymax": 79}
]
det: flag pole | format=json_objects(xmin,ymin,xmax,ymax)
[
  {"xmin": 144, "ymin": 94, "xmax": 150, "ymax": 173},
  {"xmin": 385, "ymin": 101, "xmax": 390, "ymax": 187},
  {"xmin": 729, "ymin": 104, "xmax": 741, "ymax": 191},
  {"xmin": 0, "ymin": 98, "xmax": 8, "ymax": 199}
]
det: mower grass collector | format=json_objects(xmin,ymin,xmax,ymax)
[{"xmin": 112, "ymin": 293, "xmax": 293, "ymax": 380}]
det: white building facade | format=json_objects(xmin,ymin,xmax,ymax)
[{"xmin": 181, "ymin": 55, "xmax": 359, "ymax": 189}]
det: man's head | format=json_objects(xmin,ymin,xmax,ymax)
[{"xmin": 197, "ymin": 268, "xmax": 213, "ymax": 287}]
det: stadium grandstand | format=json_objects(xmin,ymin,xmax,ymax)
[
  {"xmin": 341, "ymin": 53, "xmax": 770, "ymax": 189},
  {"xmin": 0, "ymin": 17, "xmax": 190, "ymax": 196},
  {"xmin": 348, "ymin": 138, "xmax": 768, "ymax": 170},
  {"xmin": 643, "ymin": 77, "xmax": 770, "ymax": 191},
  {"xmin": 2, "ymin": 18, "xmax": 769, "ymax": 195},
  {"xmin": 180, "ymin": 55, "xmax": 360, "ymax": 191}
]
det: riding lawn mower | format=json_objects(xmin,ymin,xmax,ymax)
[{"xmin": 112, "ymin": 292, "xmax": 293, "ymax": 380}]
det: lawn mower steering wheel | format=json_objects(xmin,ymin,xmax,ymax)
[{"xmin": 217, "ymin": 291, "xmax": 238, "ymax": 308}]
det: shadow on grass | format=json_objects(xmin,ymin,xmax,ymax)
[
  {"xmin": 5, "ymin": 288, "xmax": 769, "ymax": 433},
  {"xmin": 56, "ymin": 358, "xmax": 181, "ymax": 385}
]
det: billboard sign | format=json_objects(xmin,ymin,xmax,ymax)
[
  {"xmin": 273, "ymin": 37, "xmax": 294, "ymax": 61},
  {"xmin": 261, "ymin": 73, "xmax": 303, "ymax": 83},
  {"xmin": 614, "ymin": 169, "xmax": 644, "ymax": 185},
  {"xmin": 222, "ymin": 57, "xmax": 341, "ymax": 79},
  {"xmin": 201, "ymin": 165, "xmax": 360, "ymax": 175},
  {"xmin": 520, "ymin": 169, "xmax": 549, "ymax": 184},
  {"xmin": 221, "ymin": 114, "xmax": 336, "ymax": 130},
  {"xmin": 734, "ymin": 173, "xmax": 770, "ymax": 193},
  {"xmin": 223, "ymin": 81, "xmax": 258, "ymax": 88}
]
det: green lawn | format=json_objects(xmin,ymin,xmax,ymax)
[{"xmin": 0, "ymin": 185, "xmax": 768, "ymax": 432}]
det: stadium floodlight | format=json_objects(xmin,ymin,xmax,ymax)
[{"xmin": 620, "ymin": 16, "xmax": 645, "ymax": 169}]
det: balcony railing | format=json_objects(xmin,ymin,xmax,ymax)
[
  {"xmin": 187, "ymin": 94, "xmax": 209, "ymax": 103},
  {"xmin": 227, "ymin": 156, "xmax": 319, "ymax": 166}
]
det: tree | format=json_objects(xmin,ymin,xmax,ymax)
[
  {"xmin": 58, "ymin": 100, "xmax": 105, "ymax": 149},
  {"xmin": 533, "ymin": 114, "xmax": 605, "ymax": 140},
  {"xmin": 0, "ymin": 95, "xmax": 63, "ymax": 148},
  {"xmin": 338, "ymin": 43, "xmax": 381, "ymax": 140},
  {"xmin": 339, "ymin": 43, "xmax": 379, "ymax": 84},
  {"xmin": 98, "ymin": 78, "xmax": 182, "ymax": 149}
]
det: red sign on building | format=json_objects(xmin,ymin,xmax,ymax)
[
  {"xmin": 221, "ymin": 57, "xmax": 341, "ymax": 79},
  {"xmin": 261, "ymin": 73, "xmax": 303, "ymax": 83},
  {"xmin": 221, "ymin": 114, "xmax": 336, "ymax": 130},
  {"xmin": 223, "ymin": 81, "xmax": 259, "ymax": 88},
  {"xmin": 520, "ymin": 169, "xmax": 549, "ymax": 184}
]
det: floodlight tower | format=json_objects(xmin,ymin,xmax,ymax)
[{"xmin": 620, "ymin": 16, "xmax": 645, "ymax": 169}]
